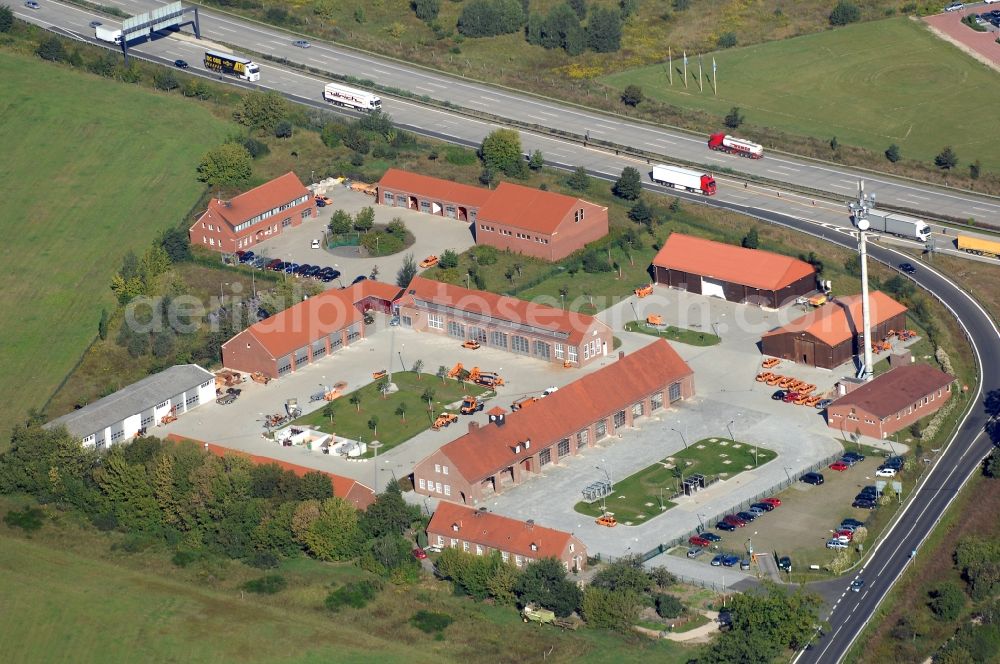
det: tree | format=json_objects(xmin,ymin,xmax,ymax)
[
  {"xmin": 984, "ymin": 389, "xmax": 1000, "ymax": 419},
  {"xmin": 36, "ymin": 36, "xmax": 67, "ymax": 62},
  {"xmin": 829, "ymin": 1, "xmax": 861, "ymax": 26},
  {"xmin": 98, "ymin": 309, "xmax": 109, "ymax": 341},
  {"xmin": 655, "ymin": 593, "xmax": 685, "ymax": 618},
  {"xmin": 741, "ymin": 228, "xmax": 759, "ymax": 249},
  {"xmin": 515, "ymin": 558, "xmax": 582, "ymax": 617},
  {"xmin": 844, "ymin": 254, "xmax": 862, "ymax": 278},
  {"xmin": 586, "ymin": 6, "xmax": 623, "ymax": 53},
  {"xmin": 197, "ymin": 143, "xmax": 252, "ymax": 187},
  {"xmin": 359, "ymin": 480, "xmax": 419, "ymax": 539},
  {"xmin": 581, "ymin": 586, "xmax": 642, "ymax": 631},
  {"xmin": 628, "ymin": 199, "xmax": 653, "ymax": 227},
  {"xmin": 985, "ymin": 450, "xmax": 999, "ymax": 478},
  {"xmin": 395, "ymin": 404, "xmax": 406, "ymax": 423},
  {"xmin": 590, "ymin": 556, "xmax": 652, "ymax": 596},
  {"xmin": 412, "ymin": 359, "xmax": 424, "ymax": 377},
  {"xmin": 159, "ymin": 226, "xmax": 192, "ymax": 262},
  {"xmin": 376, "ymin": 377, "xmax": 390, "ymax": 399},
  {"xmin": 439, "ymin": 249, "xmax": 459, "ymax": 269},
  {"xmin": 885, "ymin": 143, "xmax": 901, "ymax": 163},
  {"xmin": 830, "ymin": 136, "xmax": 839, "ymax": 151},
  {"xmin": 724, "ymin": 106, "xmax": 745, "ymax": 129},
  {"xmin": 233, "ymin": 90, "xmax": 288, "ymax": 131},
  {"xmin": 436, "ymin": 366, "xmax": 448, "ymax": 383},
  {"xmin": 536, "ymin": 3, "xmax": 584, "ymax": 54},
  {"xmin": 274, "ymin": 120, "xmax": 293, "ymax": 139},
  {"xmin": 322, "ymin": 401, "xmax": 336, "ymax": 423},
  {"xmin": 928, "ymin": 582, "xmax": 966, "ymax": 621},
  {"xmin": 613, "ymin": 166, "xmax": 643, "ymax": 200},
  {"xmin": 620, "ymin": 84, "xmax": 643, "ymax": 107},
  {"xmin": 411, "ymin": 0, "xmax": 440, "ymax": 21},
  {"xmin": 970, "ymin": 159, "xmax": 981, "ymax": 180},
  {"xmin": 153, "ymin": 70, "xmax": 180, "ymax": 91},
  {"xmin": 329, "ymin": 209, "xmax": 353, "ymax": 235},
  {"xmin": 396, "ymin": 253, "xmax": 418, "ymax": 287},
  {"xmin": 568, "ymin": 0, "xmax": 587, "ymax": 19},
  {"xmin": 480, "ymin": 128, "xmax": 523, "ymax": 178},
  {"xmin": 457, "ymin": 0, "xmax": 525, "ymax": 38},
  {"xmin": 386, "ymin": 218, "xmax": 407, "ymax": 238},
  {"xmin": 935, "ymin": 146, "xmax": 959, "ymax": 170},
  {"xmin": 367, "ymin": 416, "xmax": 379, "ymax": 436},
  {"xmin": 568, "ymin": 166, "xmax": 591, "ymax": 191},
  {"xmin": 350, "ymin": 393, "xmax": 362, "ymax": 412},
  {"xmin": 354, "ymin": 206, "xmax": 375, "ymax": 233},
  {"xmin": 302, "ymin": 497, "xmax": 362, "ymax": 561},
  {"xmin": 421, "ymin": 388, "xmax": 436, "ymax": 409},
  {"xmin": 0, "ymin": 5, "xmax": 14, "ymax": 33},
  {"xmin": 528, "ymin": 149, "xmax": 544, "ymax": 171}
]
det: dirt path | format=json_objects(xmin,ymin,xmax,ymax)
[{"xmin": 633, "ymin": 610, "xmax": 721, "ymax": 644}]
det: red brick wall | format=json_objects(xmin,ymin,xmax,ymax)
[
  {"xmin": 413, "ymin": 449, "xmax": 475, "ymax": 503},
  {"xmin": 222, "ymin": 331, "xmax": 277, "ymax": 377},
  {"xmin": 827, "ymin": 383, "xmax": 952, "ymax": 439},
  {"xmin": 191, "ymin": 201, "xmax": 316, "ymax": 254},
  {"xmin": 476, "ymin": 200, "xmax": 609, "ymax": 261}
]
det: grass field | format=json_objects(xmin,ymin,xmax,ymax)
[
  {"xmin": 575, "ymin": 438, "xmax": 775, "ymax": 523},
  {"xmin": 0, "ymin": 52, "xmax": 230, "ymax": 443},
  {"xmin": 291, "ymin": 371, "xmax": 488, "ymax": 454},
  {"xmin": 624, "ymin": 320, "xmax": 721, "ymax": 347},
  {"xmin": 601, "ymin": 18, "xmax": 1000, "ymax": 171}
]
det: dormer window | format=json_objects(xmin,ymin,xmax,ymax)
[
  {"xmin": 452, "ymin": 522, "xmax": 460, "ymax": 532},
  {"xmin": 530, "ymin": 543, "xmax": 538, "ymax": 552}
]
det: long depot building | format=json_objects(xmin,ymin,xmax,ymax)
[
  {"xmin": 651, "ymin": 233, "xmax": 816, "ymax": 308},
  {"xmin": 761, "ymin": 291, "xmax": 908, "ymax": 369},
  {"xmin": 376, "ymin": 168, "xmax": 609, "ymax": 261},
  {"xmin": 412, "ymin": 340, "xmax": 694, "ymax": 505},
  {"xmin": 397, "ymin": 276, "xmax": 613, "ymax": 367}
]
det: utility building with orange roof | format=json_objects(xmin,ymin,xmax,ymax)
[
  {"xmin": 412, "ymin": 340, "xmax": 694, "ymax": 505},
  {"xmin": 222, "ymin": 280, "xmax": 402, "ymax": 378},
  {"xmin": 427, "ymin": 503, "xmax": 587, "ymax": 572},
  {"xmin": 397, "ymin": 276, "xmax": 613, "ymax": 366},
  {"xmin": 376, "ymin": 169, "xmax": 608, "ymax": 261},
  {"xmin": 189, "ymin": 172, "xmax": 315, "ymax": 253},
  {"xmin": 651, "ymin": 233, "xmax": 817, "ymax": 308},
  {"xmin": 761, "ymin": 291, "xmax": 908, "ymax": 369}
]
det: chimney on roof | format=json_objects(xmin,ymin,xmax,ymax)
[
  {"xmin": 224, "ymin": 200, "xmax": 232, "ymax": 208},
  {"xmin": 526, "ymin": 519, "xmax": 534, "ymax": 529},
  {"xmin": 469, "ymin": 421, "xmax": 480, "ymax": 433},
  {"xmin": 619, "ymin": 350, "xmax": 625, "ymax": 360}
]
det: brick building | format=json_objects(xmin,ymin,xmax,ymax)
[
  {"xmin": 397, "ymin": 276, "xmax": 613, "ymax": 367},
  {"xmin": 761, "ymin": 292, "xmax": 908, "ymax": 369},
  {"xmin": 189, "ymin": 172, "xmax": 315, "ymax": 253},
  {"xmin": 651, "ymin": 233, "xmax": 816, "ymax": 308},
  {"xmin": 412, "ymin": 340, "xmax": 694, "ymax": 505},
  {"xmin": 826, "ymin": 364, "xmax": 954, "ymax": 439},
  {"xmin": 221, "ymin": 280, "xmax": 401, "ymax": 378},
  {"xmin": 376, "ymin": 169, "xmax": 609, "ymax": 260},
  {"xmin": 427, "ymin": 503, "xmax": 587, "ymax": 572}
]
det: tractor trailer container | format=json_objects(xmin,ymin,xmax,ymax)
[
  {"xmin": 707, "ymin": 133, "xmax": 764, "ymax": 159},
  {"xmin": 95, "ymin": 25, "xmax": 139, "ymax": 44},
  {"xmin": 862, "ymin": 210, "xmax": 931, "ymax": 242},
  {"xmin": 204, "ymin": 50, "xmax": 260, "ymax": 82},
  {"xmin": 957, "ymin": 234, "xmax": 1000, "ymax": 259},
  {"xmin": 323, "ymin": 83, "xmax": 382, "ymax": 112},
  {"xmin": 651, "ymin": 164, "xmax": 717, "ymax": 196}
]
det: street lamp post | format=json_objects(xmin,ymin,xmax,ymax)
[
  {"xmin": 370, "ymin": 440, "xmax": 384, "ymax": 492},
  {"xmin": 596, "ymin": 461, "xmax": 613, "ymax": 491},
  {"xmin": 670, "ymin": 427, "xmax": 688, "ymax": 449},
  {"xmin": 783, "ymin": 466, "xmax": 792, "ymax": 483},
  {"xmin": 725, "ymin": 419, "xmax": 735, "ymax": 441}
]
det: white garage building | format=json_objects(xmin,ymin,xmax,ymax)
[{"xmin": 46, "ymin": 365, "xmax": 215, "ymax": 449}]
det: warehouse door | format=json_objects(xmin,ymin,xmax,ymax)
[
  {"xmin": 701, "ymin": 277, "xmax": 726, "ymax": 299},
  {"xmin": 794, "ymin": 338, "xmax": 816, "ymax": 367}
]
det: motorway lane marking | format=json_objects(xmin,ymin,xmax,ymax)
[
  {"xmin": 536, "ymin": 111, "xmax": 559, "ymax": 118},
  {"xmin": 415, "ymin": 86, "xmax": 436, "ymax": 92},
  {"xmin": 480, "ymin": 96, "xmax": 500, "ymax": 103},
  {"xmin": 766, "ymin": 169, "xmax": 794, "ymax": 175},
  {"xmin": 306, "ymin": 58, "xmax": 324, "ymax": 65},
  {"xmin": 973, "ymin": 206, "xmax": 992, "ymax": 212},
  {"xmin": 908, "ymin": 194, "xmax": 930, "ymax": 200},
  {"xmin": 897, "ymin": 199, "xmax": 923, "ymax": 205},
  {"xmin": 829, "ymin": 183, "xmax": 853, "ymax": 190}
]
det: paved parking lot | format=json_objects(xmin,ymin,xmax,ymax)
[{"xmin": 251, "ymin": 185, "xmax": 476, "ymax": 287}]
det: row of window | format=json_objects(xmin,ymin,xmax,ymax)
[
  {"xmin": 433, "ymin": 464, "xmax": 450, "ymax": 475},
  {"xmin": 582, "ymin": 338, "xmax": 601, "ymax": 361},
  {"xmin": 418, "ymin": 478, "xmax": 452, "ymax": 497},
  {"xmin": 433, "ymin": 535, "xmax": 535, "ymax": 567},
  {"xmin": 478, "ymin": 225, "xmax": 550, "ymax": 244},
  {"xmin": 233, "ymin": 194, "xmax": 310, "ymax": 232},
  {"xmin": 428, "ymin": 313, "xmax": 444, "ymax": 330}
]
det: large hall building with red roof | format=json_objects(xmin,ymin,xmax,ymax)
[
  {"xmin": 651, "ymin": 233, "xmax": 817, "ymax": 308},
  {"xmin": 412, "ymin": 340, "xmax": 694, "ymax": 505},
  {"xmin": 377, "ymin": 168, "xmax": 609, "ymax": 261}
]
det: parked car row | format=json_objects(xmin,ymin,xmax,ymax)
[
  {"xmin": 714, "ymin": 496, "xmax": 781, "ymax": 534},
  {"xmin": 827, "ymin": 517, "xmax": 866, "ymax": 549},
  {"xmin": 829, "ymin": 450, "xmax": 864, "ymax": 473},
  {"xmin": 235, "ymin": 251, "xmax": 343, "ymax": 283}
]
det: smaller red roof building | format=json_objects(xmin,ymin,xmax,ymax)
[
  {"xmin": 826, "ymin": 364, "xmax": 954, "ymax": 439},
  {"xmin": 190, "ymin": 172, "xmax": 315, "ymax": 254},
  {"xmin": 427, "ymin": 503, "xmax": 586, "ymax": 572},
  {"xmin": 652, "ymin": 233, "xmax": 816, "ymax": 308},
  {"xmin": 397, "ymin": 276, "xmax": 613, "ymax": 366},
  {"xmin": 761, "ymin": 292, "xmax": 908, "ymax": 369}
]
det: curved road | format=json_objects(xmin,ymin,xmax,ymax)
[{"xmin": 16, "ymin": 0, "xmax": 1000, "ymax": 228}]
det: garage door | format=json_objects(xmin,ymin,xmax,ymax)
[{"xmin": 701, "ymin": 277, "xmax": 726, "ymax": 299}]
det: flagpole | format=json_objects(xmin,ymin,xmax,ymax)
[
  {"xmin": 713, "ymin": 57, "xmax": 718, "ymax": 96},
  {"xmin": 668, "ymin": 47, "xmax": 672, "ymax": 86},
  {"xmin": 683, "ymin": 51, "xmax": 688, "ymax": 88},
  {"xmin": 698, "ymin": 54, "xmax": 703, "ymax": 92}
]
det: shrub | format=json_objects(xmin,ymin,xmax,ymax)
[
  {"xmin": 829, "ymin": 1, "xmax": 861, "ymax": 26},
  {"xmin": 567, "ymin": 166, "xmax": 591, "ymax": 191},
  {"xmin": 0, "ymin": 5, "xmax": 13, "ymax": 33},
  {"xmin": 621, "ymin": 84, "xmax": 643, "ymax": 107},
  {"xmin": 325, "ymin": 578, "xmax": 383, "ymax": 611},
  {"xmin": 238, "ymin": 136, "xmax": 270, "ymax": 159},
  {"xmin": 472, "ymin": 245, "xmax": 499, "ymax": 265},
  {"xmin": 247, "ymin": 551, "xmax": 280, "ymax": 569},
  {"xmin": 717, "ymin": 32, "xmax": 737, "ymax": 49},
  {"xmin": 36, "ymin": 36, "xmax": 68, "ymax": 62},
  {"xmin": 410, "ymin": 610, "xmax": 453, "ymax": 633},
  {"xmin": 274, "ymin": 120, "xmax": 293, "ymax": 139},
  {"xmin": 412, "ymin": 0, "xmax": 440, "ymax": 21},
  {"xmin": 153, "ymin": 71, "xmax": 180, "ymax": 91},
  {"xmin": 613, "ymin": 166, "xmax": 642, "ymax": 200},
  {"xmin": 885, "ymin": 144, "xmax": 900, "ymax": 163},
  {"xmin": 655, "ymin": 593, "xmax": 684, "ymax": 619},
  {"xmin": 445, "ymin": 146, "xmax": 477, "ymax": 165},
  {"xmin": 935, "ymin": 146, "xmax": 958, "ymax": 170},
  {"xmin": 457, "ymin": 0, "xmax": 524, "ymax": 38},
  {"xmin": 243, "ymin": 574, "xmax": 288, "ymax": 594},
  {"xmin": 171, "ymin": 549, "xmax": 204, "ymax": 568},
  {"xmin": 724, "ymin": 106, "xmax": 744, "ymax": 129},
  {"xmin": 4, "ymin": 507, "xmax": 45, "ymax": 533},
  {"xmin": 928, "ymin": 582, "xmax": 965, "ymax": 621}
]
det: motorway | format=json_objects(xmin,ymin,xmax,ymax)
[
  {"xmin": 16, "ymin": 0, "xmax": 1000, "ymax": 230},
  {"xmin": 16, "ymin": 4, "xmax": 1000, "ymax": 661}
]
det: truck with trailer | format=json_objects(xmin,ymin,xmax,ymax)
[
  {"xmin": 707, "ymin": 133, "xmax": 764, "ymax": 159},
  {"xmin": 651, "ymin": 164, "xmax": 717, "ymax": 196},
  {"xmin": 862, "ymin": 210, "xmax": 931, "ymax": 242},
  {"xmin": 957, "ymin": 234, "xmax": 1000, "ymax": 259},
  {"xmin": 95, "ymin": 25, "xmax": 146, "ymax": 45},
  {"xmin": 203, "ymin": 50, "xmax": 260, "ymax": 82},
  {"xmin": 323, "ymin": 82, "xmax": 382, "ymax": 112}
]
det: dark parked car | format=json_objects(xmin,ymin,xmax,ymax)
[
  {"xmin": 842, "ymin": 452, "xmax": 865, "ymax": 464},
  {"xmin": 352, "ymin": 275, "xmax": 368, "ymax": 285},
  {"xmin": 898, "ymin": 262, "xmax": 916, "ymax": 274},
  {"xmin": 718, "ymin": 609, "xmax": 733, "ymax": 628},
  {"xmin": 771, "ymin": 390, "xmax": 786, "ymax": 400},
  {"xmin": 238, "ymin": 251, "xmax": 255, "ymax": 263},
  {"xmin": 265, "ymin": 259, "xmax": 282, "ymax": 270},
  {"xmin": 271, "ymin": 261, "xmax": 288, "ymax": 272},
  {"xmin": 884, "ymin": 456, "xmax": 905, "ymax": 470},
  {"xmin": 751, "ymin": 502, "xmax": 775, "ymax": 512},
  {"xmin": 777, "ymin": 556, "xmax": 792, "ymax": 572},
  {"xmin": 284, "ymin": 263, "xmax": 299, "ymax": 273},
  {"xmin": 711, "ymin": 553, "xmax": 725, "ymax": 566},
  {"xmin": 736, "ymin": 511, "xmax": 758, "ymax": 523},
  {"xmin": 721, "ymin": 554, "xmax": 740, "ymax": 567},
  {"xmin": 800, "ymin": 472, "xmax": 825, "ymax": 485},
  {"xmin": 852, "ymin": 498, "xmax": 877, "ymax": 510},
  {"xmin": 716, "ymin": 521, "xmax": 737, "ymax": 532},
  {"xmin": 174, "ymin": 59, "xmax": 189, "ymax": 69},
  {"xmin": 701, "ymin": 532, "xmax": 722, "ymax": 542},
  {"xmin": 294, "ymin": 264, "xmax": 312, "ymax": 275},
  {"xmin": 841, "ymin": 518, "xmax": 864, "ymax": 529}
]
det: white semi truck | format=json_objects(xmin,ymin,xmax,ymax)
[
  {"xmin": 323, "ymin": 82, "xmax": 382, "ymax": 112},
  {"xmin": 862, "ymin": 210, "xmax": 931, "ymax": 242},
  {"xmin": 651, "ymin": 164, "xmax": 717, "ymax": 196},
  {"xmin": 95, "ymin": 25, "xmax": 139, "ymax": 45}
]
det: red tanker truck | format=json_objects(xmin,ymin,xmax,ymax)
[{"xmin": 708, "ymin": 133, "xmax": 764, "ymax": 159}]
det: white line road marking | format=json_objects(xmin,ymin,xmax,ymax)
[
  {"xmin": 908, "ymin": 194, "xmax": 930, "ymax": 200},
  {"xmin": 373, "ymin": 69, "xmax": 390, "ymax": 75},
  {"xmin": 536, "ymin": 111, "xmax": 559, "ymax": 118},
  {"xmin": 973, "ymin": 207, "xmax": 992, "ymax": 212},
  {"xmin": 307, "ymin": 58, "xmax": 324, "ymax": 65},
  {"xmin": 897, "ymin": 199, "xmax": 922, "ymax": 205},
  {"xmin": 480, "ymin": 96, "xmax": 500, "ymax": 103},
  {"xmin": 830, "ymin": 183, "xmax": 853, "ymax": 190},
  {"xmin": 415, "ymin": 86, "xmax": 436, "ymax": 92},
  {"xmin": 651, "ymin": 139, "xmax": 676, "ymax": 146},
  {"xmin": 766, "ymin": 169, "xmax": 794, "ymax": 175}
]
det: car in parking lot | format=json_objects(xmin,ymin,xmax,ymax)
[
  {"xmin": 174, "ymin": 59, "xmax": 189, "ymax": 69},
  {"xmin": 898, "ymin": 262, "xmax": 916, "ymax": 274},
  {"xmin": 723, "ymin": 514, "xmax": 747, "ymax": 527},
  {"xmin": 782, "ymin": 391, "xmax": 800, "ymax": 403},
  {"xmin": 687, "ymin": 547, "xmax": 705, "ymax": 559},
  {"xmin": 829, "ymin": 461, "xmax": 849, "ymax": 472},
  {"xmin": 721, "ymin": 554, "xmax": 740, "ymax": 567},
  {"xmin": 265, "ymin": 259, "xmax": 282, "ymax": 270},
  {"xmin": 293, "ymin": 264, "xmax": 311, "ymax": 275},
  {"xmin": 711, "ymin": 553, "xmax": 725, "ymax": 566},
  {"xmin": 311, "ymin": 239, "xmax": 321, "ymax": 249},
  {"xmin": 746, "ymin": 506, "xmax": 766, "ymax": 517},
  {"xmin": 852, "ymin": 498, "xmax": 877, "ymax": 509},
  {"xmin": 716, "ymin": 521, "xmax": 737, "ymax": 532},
  {"xmin": 842, "ymin": 518, "xmax": 864, "ymax": 529},
  {"xmin": 875, "ymin": 467, "xmax": 897, "ymax": 478},
  {"xmin": 834, "ymin": 530, "xmax": 854, "ymax": 541},
  {"xmin": 826, "ymin": 539, "xmax": 849, "ymax": 549},
  {"xmin": 284, "ymin": 263, "xmax": 299, "ymax": 273},
  {"xmin": 751, "ymin": 502, "xmax": 775, "ymax": 513},
  {"xmin": 305, "ymin": 266, "xmax": 323, "ymax": 277},
  {"xmin": 760, "ymin": 497, "xmax": 781, "ymax": 507},
  {"xmin": 777, "ymin": 556, "xmax": 792, "ymax": 572},
  {"xmin": 701, "ymin": 532, "xmax": 722, "ymax": 542},
  {"xmin": 944, "ymin": 2, "xmax": 964, "ymax": 11},
  {"xmin": 737, "ymin": 511, "xmax": 758, "ymax": 522},
  {"xmin": 740, "ymin": 558, "xmax": 751, "ymax": 570},
  {"xmin": 771, "ymin": 390, "xmax": 786, "ymax": 401},
  {"xmin": 800, "ymin": 472, "xmax": 825, "ymax": 485},
  {"xmin": 352, "ymin": 275, "xmax": 367, "ymax": 285},
  {"xmin": 238, "ymin": 250, "xmax": 255, "ymax": 263},
  {"xmin": 850, "ymin": 578, "xmax": 865, "ymax": 592},
  {"xmin": 838, "ymin": 523, "xmax": 858, "ymax": 533},
  {"xmin": 843, "ymin": 452, "xmax": 865, "ymax": 464},
  {"xmin": 689, "ymin": 535, "xmax": 711, "ymax": 547},
  {"xmin": 883, "ymin": 456, "xmax": 905, "ymax": 469}
]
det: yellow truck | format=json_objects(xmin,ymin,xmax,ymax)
[{"xmin": 957, "ymin": 235, "xmax": 1000, "ymax": 259}]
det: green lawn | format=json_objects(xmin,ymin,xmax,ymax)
[
  {"xmin": 291, "ymin": 371, "xmax": 488, "ymax": 454},
  {"xmin": 600, "ymin": 17, "xmax": 1000, "ymax": 171},
  {"xmin": 0, "ymin": 52, "xmax": 231, "ymax": 443},
  {"xmin": 624, "ymin": 320, "xmax": 721, "ymax": 347},
  {"xmin": 575, "ymin": 438, "xmax": 775, "ymax": 523}
]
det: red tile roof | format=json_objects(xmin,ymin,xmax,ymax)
[
  {"xmin": 478, "ymin": 182, "xmax": 601, "ymax": 235},
  {"xmin": 399, "ymin": 276, "xmax": 609, "ymax": 346},
  {"xmin": 762, "ymin": 292, "xmax": 908, "ymax": 347},
  {"xmin": 166, "ymin": 435, "xmax": 375, "ymax": 510},
  {"xmin": 829, "ymin": 364, "xmax": 953, "ymax": 418},
  {"xmin": 433, "ymin": 340, "xmax": 692, "ymax": 482},
  {"xmin": 652, "ymin": 233, "xmax": 815, "ymax": 292},
  {"xmin": 378, "ymin": 168, "xmax": 493, "ymax": 207},
  {"xmin": 197, "ymin": 172, "xmax": 310, "ymax": 230},
  {"xmin": 224, "ymin": 281, "xmax": 402, "ymax": 360},
  {"xmin": 427, "ymin": 502, "xmax": 578, "ymax": 562}
]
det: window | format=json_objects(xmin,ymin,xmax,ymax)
[
  {"xmin": 533, "ymin": 341, "xmax": 551, "ymax": 360},
  {"xmin": 111, "ymin": 429, "xmax": 125, "ymax": 442},
  {"xmin": 568, "ymin": 346, "xmax": 578, "ymax": 363},
  {"xmin": 501, "ymin": 551, "xmax": 509, "ymax": 563},
  {"xmin": 557, "ymin": 438, "xmax": 570, "ymax": 457},
  {"xmin": 401, "ymin": 315, "xmax": 412, "ymax": 327},
  {"xmin": 329, "ymin": 333, "xmax": 343, "ymax": 352},
  {"xmin": 515, "ymin": 555, "xmax": 522, "ymax": 567},
  {"xmin": 436, "ymin": 535, "xmax": 444, "ymax": 546},
  {"xmin": 447, "ymin": 321, "xmax": 465, "ymax": 338},
  {"xmin": 469, "ymin": 327, "xmax": 487, "ymax": 343},
  {"xmin": 428, "ymin": 313, "xmax": 444, "ymax": 330},
  {"xmin": 141, "ymin": 414, "xmax": 154, "ymax": 428},
  {"xmin": 83, "ymin": 434, "xmax": 95, "ymax": 446},
  {"xmin": 185, "ymin": 393, "xmax": 199, "ymax": 407},
  {"xmin": 668, "ymin": 382, "xmax": 682, "ymax": 402},
  {"xmin": 418, "ymin": 478, "xmax": 426, "ymax": 489},
  {"xmin": 444, "ymin": 485, "xmax": 451, "ymax": 496},
  {"xmin": 595, "ymin": 419, "xmax": 607, "ymax": 439},
  {"xmin": 554, "ymin": 343, "xmax": 564, "ymax": 360},
  {"xmin": 442, "ymin": 466, "xmax": 449, "ymax": 475},
  {"xmin": 435, "ymin": 482, "xmax": 442, "ymax": 493},
  {"xmin": 540, "ymin": 448, "xmax": 551, "ymax": 466},
  {"xmin": 463, "ymin": 542, "xmax": 470, "ymax": 552},
  {"xmin": 613, "ymin": 410, "xmax": 626, "ymax": 429},
  {"xmin": 632, "ymin": 402, "xmax": 644, "ymax": 417},
  {"xmin": 156, "ymin": 401, "xmax": 168, "ymax": 409},
  {"xmin": 451, "ymin": 538, "xmax": 458, "ymax": 548},
  {"xmin": 282, "ymin": 217, "xmax": 292, "ymax": 227},
  {"xmin": 383, "ymin": 192, "xmax": 394, "ymax": 203},
  {"xmin": 420, "ymin": 200, "xmax": 430, "ymax": 212},
  {"xmin": 569, "ymin": 543, "xmax": 575, "ymax": 553},
  {"xmin": 577, "ymin": 429, "xmax": 589, "ymax": 447},
  {"xmin": 511, "ymin": 335, "xmax": 530, "ymax": 354},
  {"xmin": 651, "ymin": 392, "xmax": 664, "ymax": 410},
  {"xmin": 346, "ymin": 322, "xmax": 361, "ymax": 342},
  {"xmin": 434, "ymin": 464, "xmax": 441, "ymax": 474},
  {"xmin": 475, "ymin": 545, "xmax": 483, "ymax": 556},
  {"xmin": 490, "ymin": 331, "xmax": 508, "ymax": 349}
]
